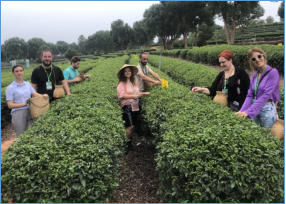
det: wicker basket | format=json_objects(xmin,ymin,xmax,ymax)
[
  {"xmin": 270, "ymin": 119, "xmax": 284, "ymax": 140},
  {"xmin": 77, "ymin": 73, "xmax": 85, "ymax": 81},
  {"xmin": 144, "ymin": 73, "xmax": 154, "ymax": 89},
  {"xmin": 53, "ymin": 85, "xmax": 65, "ymax": 98},
  {"xmin": 29, "ymin": 97, "xmax": 50, "ymax": 119},
  {"xmin": 213, "ymin": 91, "xmax": 228, "ymax": 106}
]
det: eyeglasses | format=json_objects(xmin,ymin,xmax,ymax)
[{"xmin": 252, "ymin": 54, "xmax": 263, "ymax": 62}]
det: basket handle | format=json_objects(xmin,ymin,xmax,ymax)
[{"xmin": 30, "ymin": 100, "xmax": 49, "ymax": 108}]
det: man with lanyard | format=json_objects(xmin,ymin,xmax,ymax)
[
  {"xmin": 64, "ymin": 56, "xmax": 91, "ymax": 86},
  {"xmin": 31, "ymin": 50, "xmax": 71, "ymax": 102},
  {"xmin": 135, "ymin": 52, "xmax": 162, "ymax": 92}
]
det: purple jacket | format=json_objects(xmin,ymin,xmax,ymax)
[{"xmin": 240, "ymin": 65, "xmax": 280, "ymax": 119}]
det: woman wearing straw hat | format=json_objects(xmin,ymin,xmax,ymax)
[
  {"xmin": 117, "ymin": 64, "xmax": 150, "ymax": 155},
  {"xmin": 5, "ymin": 64, "xmax": 49, "ymax": 137},
  {"xmin": 236, "ymin": 47, "xmax": 280, "ymax": 129}
]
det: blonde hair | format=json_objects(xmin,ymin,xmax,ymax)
[{"xmin": 247, "ymin": 47, "xmax": 267, "ymax": 70}]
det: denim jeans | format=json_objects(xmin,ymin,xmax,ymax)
[{"xmin": 253, "ymin": 102, "xmax": 277, "ymax": 129}]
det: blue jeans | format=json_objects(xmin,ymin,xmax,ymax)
[{"xmin": 253, "ymin": 102, "xmax": 277, "ymax": 129}]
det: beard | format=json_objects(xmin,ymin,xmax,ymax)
[
  {"xmin": 141, "ymin": 61, "xmax": 147, "ymax": 66},
  {"xmin": 43, "ymin": 60, "xmax": 51, "ymax": 67}
]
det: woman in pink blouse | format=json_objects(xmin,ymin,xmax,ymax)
[{"xmin": 117, "ymin": 64, "xmax": 150, "ymax": 155}]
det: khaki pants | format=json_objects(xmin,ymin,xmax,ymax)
[{"xmin": 11, "ymin": 109, "xmax": 33, "ymax": 137}]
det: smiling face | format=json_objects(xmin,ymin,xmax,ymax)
[
  {"xmin": 13, "ymin": 66, "xmax": 24, "ymax": 80},
  {"xmin": 124, "ymin": 67, "xmax": 132, "ymax": 78},
  {"xmin": 41, "ymin": 51, "xmax": 53, "ymax": 67},
  {"xmin": 139, "ymin": 54, "xmax": 148, "ymax": 66},
  {"xmin": 219, "ymin": 57, "xmax": 233, "ymax": 71},
  {"xmin": 251, "ymin": 51, "xmax": 266, "ymax": 69}
]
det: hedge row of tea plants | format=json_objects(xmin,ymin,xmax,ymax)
[
  {"xmin": 129, "ymin": 57, "xmax": 284, "ymax": 202},
  {"xmin": 1, "ymin": 56, "xmax": 129, "ymax": 202},
  {"xmin": 149, "ymin": 44, "xmax": 284, "ymax": 74},
  {"xmin": 147, "ymin": 55, "xmax": 284, "ymax": 120},
  {"xmin": 1, "ymin": 59, "xmax": 105, "ymax": 129}
]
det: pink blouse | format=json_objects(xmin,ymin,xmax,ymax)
[{"xmin": 117, "ymin": 81, "xmax": 140, "ymax": 109}]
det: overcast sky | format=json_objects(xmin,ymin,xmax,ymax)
[{"xmin": 1, "ymin": 1, "xmax": 283, "ymax": 45}]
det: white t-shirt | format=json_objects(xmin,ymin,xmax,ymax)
[{"xmin": 135, "ymin": 64, "xmax": 153, "ymax": 92}]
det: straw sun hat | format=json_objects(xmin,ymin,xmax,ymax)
[{"xmin": 117, "ymin": 64, "xmax": 138, "ymax": 78}]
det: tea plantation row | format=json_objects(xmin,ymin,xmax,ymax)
[
  {"xmin": 1, "ymin": 58, "xmax": 105, "ymax": 129},
  {"xmin": 146, "ymin": 55, "xmax": 284, "ymax": 120},
  {"xmin": 129, "ymin": 57, "xmax": 284, "ymax": 203},
  {"xmin": 1, "ymin": 56, "xmax": 129, "ymax": 202},
  {"xmin": 150, "ymin": 44, "xmax": 284, "ymax": 74}
]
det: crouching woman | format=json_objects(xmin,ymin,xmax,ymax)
[{"xmin": 117, "ymin": 65, "xmax": 150, "ymax": 155}]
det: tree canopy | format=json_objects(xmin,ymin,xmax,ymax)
[{"xmin": 110, "ymin": 19, "xmax": 132, "ymax": 54}]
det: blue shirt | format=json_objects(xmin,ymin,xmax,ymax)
[
  {"xmin": 6, "ymin": 80, "xmax": 35, "ymax": 114},
  {"xmin": 63, "ymin": 66, "xmax": 79, "ymax": 86}
]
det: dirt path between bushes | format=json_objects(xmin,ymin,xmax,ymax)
[{"xmin": 113, "ymin": 134, "xmax": 161, "ymax": 203}]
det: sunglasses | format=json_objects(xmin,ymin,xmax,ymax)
[{"xmin": 252, "ymin": 54, "xmax": 263, "ymax": 62}]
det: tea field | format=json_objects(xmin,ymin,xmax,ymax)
[{"xmin": 1, "ymin": 54, "xmax": 284, "ymax": 203}]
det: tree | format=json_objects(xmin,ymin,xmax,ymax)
[
  {"xmin": 69, "ymin": 42, "xmax": 78, "ymax": 51},
  {"xmin": 214, "ymin": 24, "xmax": 223, "ymax": 30},
  {"xmin": 248, "ymin": 19, "xmax": 257, "ymax": 27},
  {"xmin": 1, "ymin": 48, "xmax": 8, "ymax": 62},
  {"xmin": 235, "ymin": 3, "xmax": 265, "ymax": 43},
  {"xmin": 257, "ymin": 19, "xmax": 265, "ymax": 24},
  {"xmin": 27, "ymin": 38, "xmax": 46, "ymax": 60},
  {"xmin": 2, "ymin": 37, "xmax": 27, "ymax": 60},
  {"xmin": 47, "ymin": 43, "xmax": 59, "ymax": 55},
  {"xmin": 132, "ymin": 19, "xmax": 155, "ymax": 48},
  {"xmin": 278, "ymin": 1, "xmax": 284, "ymax": 19},
  {"xmin": 56, "ymin": 41, "xmax": 69, "ymax": 54},
  {"xmin": 65, "ymin": 48, "xmax": 80, "ymax": 61},
  {"xmin": 266, "ymin": 16, "xmax": 275, "ymax": 23},
  {"xmin": 209, "ymin": 1, "xmax": 261, "ymax": 44},
  {"xmin": 161, "ymin": 1, "xmax": 214, "ymax": 48},
  {"xmin": 78, "ymin": 35, "xmax": 87, "ymax": 55},
  {"xmin": 86, "ymin": 30, "xmax": 113, "ymax": 54},
  {"xmin": 197, "ymin": 23, "xmax": 215, "ymax": 46},
  {"xmin": 110, "ymin": 19, "xmax": 132, "ymax": 54},
  {"xmin": 143, "ymin": 3, "xmax": 179, "ymax": 50},
  {"xmin": 36, "ymin": 45, "xmax": 52, "ymax": 63}
]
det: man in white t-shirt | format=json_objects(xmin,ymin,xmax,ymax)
[
  {"xmin": 135, "ymin": 52, "xmax": 161, "ymax": 137},
  {"xmin": 135, "ymin": 52, "xmax": 161, "ymax": 92}
]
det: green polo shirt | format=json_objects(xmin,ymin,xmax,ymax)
[{"xmin": 63, "ymin": 66, "xmax": 79, "ymax": 86}]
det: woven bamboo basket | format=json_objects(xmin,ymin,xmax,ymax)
[
  {"xmin": 53, "ymin": 85, "xmax": 65, "ymax": 98},
  {"xmin": 77, "ymin": 73, "xmax": 85, "ymax": 81},
  {"xmin": 29, "ymin": 97, "xmax": 50, "ymax": 119},
  {"xmin": 144, "ymin": 73, "xmax": 154, "ymax": 89},
  {"xmin": 270, "ymin": 119, "xmax": 284, "ymax": 140},
  {"xmin": 213, "ymin": 91, "xmax": 228, "ymax": 106}
]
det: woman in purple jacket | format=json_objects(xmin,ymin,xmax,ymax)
[{"xmin": 236, "ymin": 47, "xmax": 280, "ymax": 129}]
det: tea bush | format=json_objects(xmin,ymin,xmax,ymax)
[
  {"xmin": 130, "ymin": 57, "xmax": 284, "ymax": 203},
  {"xmin": 149, "ymin": 45, "xmax": 284, "ymax": 74},
  {"xmin": 1, "ymin": 56, "xmax": 129, "ymax": 202},
  {"xmin": 147, "ymin": 55, "xmax": 284, "ymax": 120},
  {"xmin": 1, "ymin": 59, "xmax": 105, "ymax": 129}
]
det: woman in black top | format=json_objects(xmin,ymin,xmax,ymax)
[{"xmin": 192, "ymin": 50, "xmax": 250, "ymax": 111}]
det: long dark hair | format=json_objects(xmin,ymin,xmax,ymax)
[{"xmin": 118, "ymin": 67, "xmax": 136, "ymax": 85}]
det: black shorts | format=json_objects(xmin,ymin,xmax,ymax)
[{"xmin": 122, "ymin": 105, "xmax": 139, "ymax": 128}]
